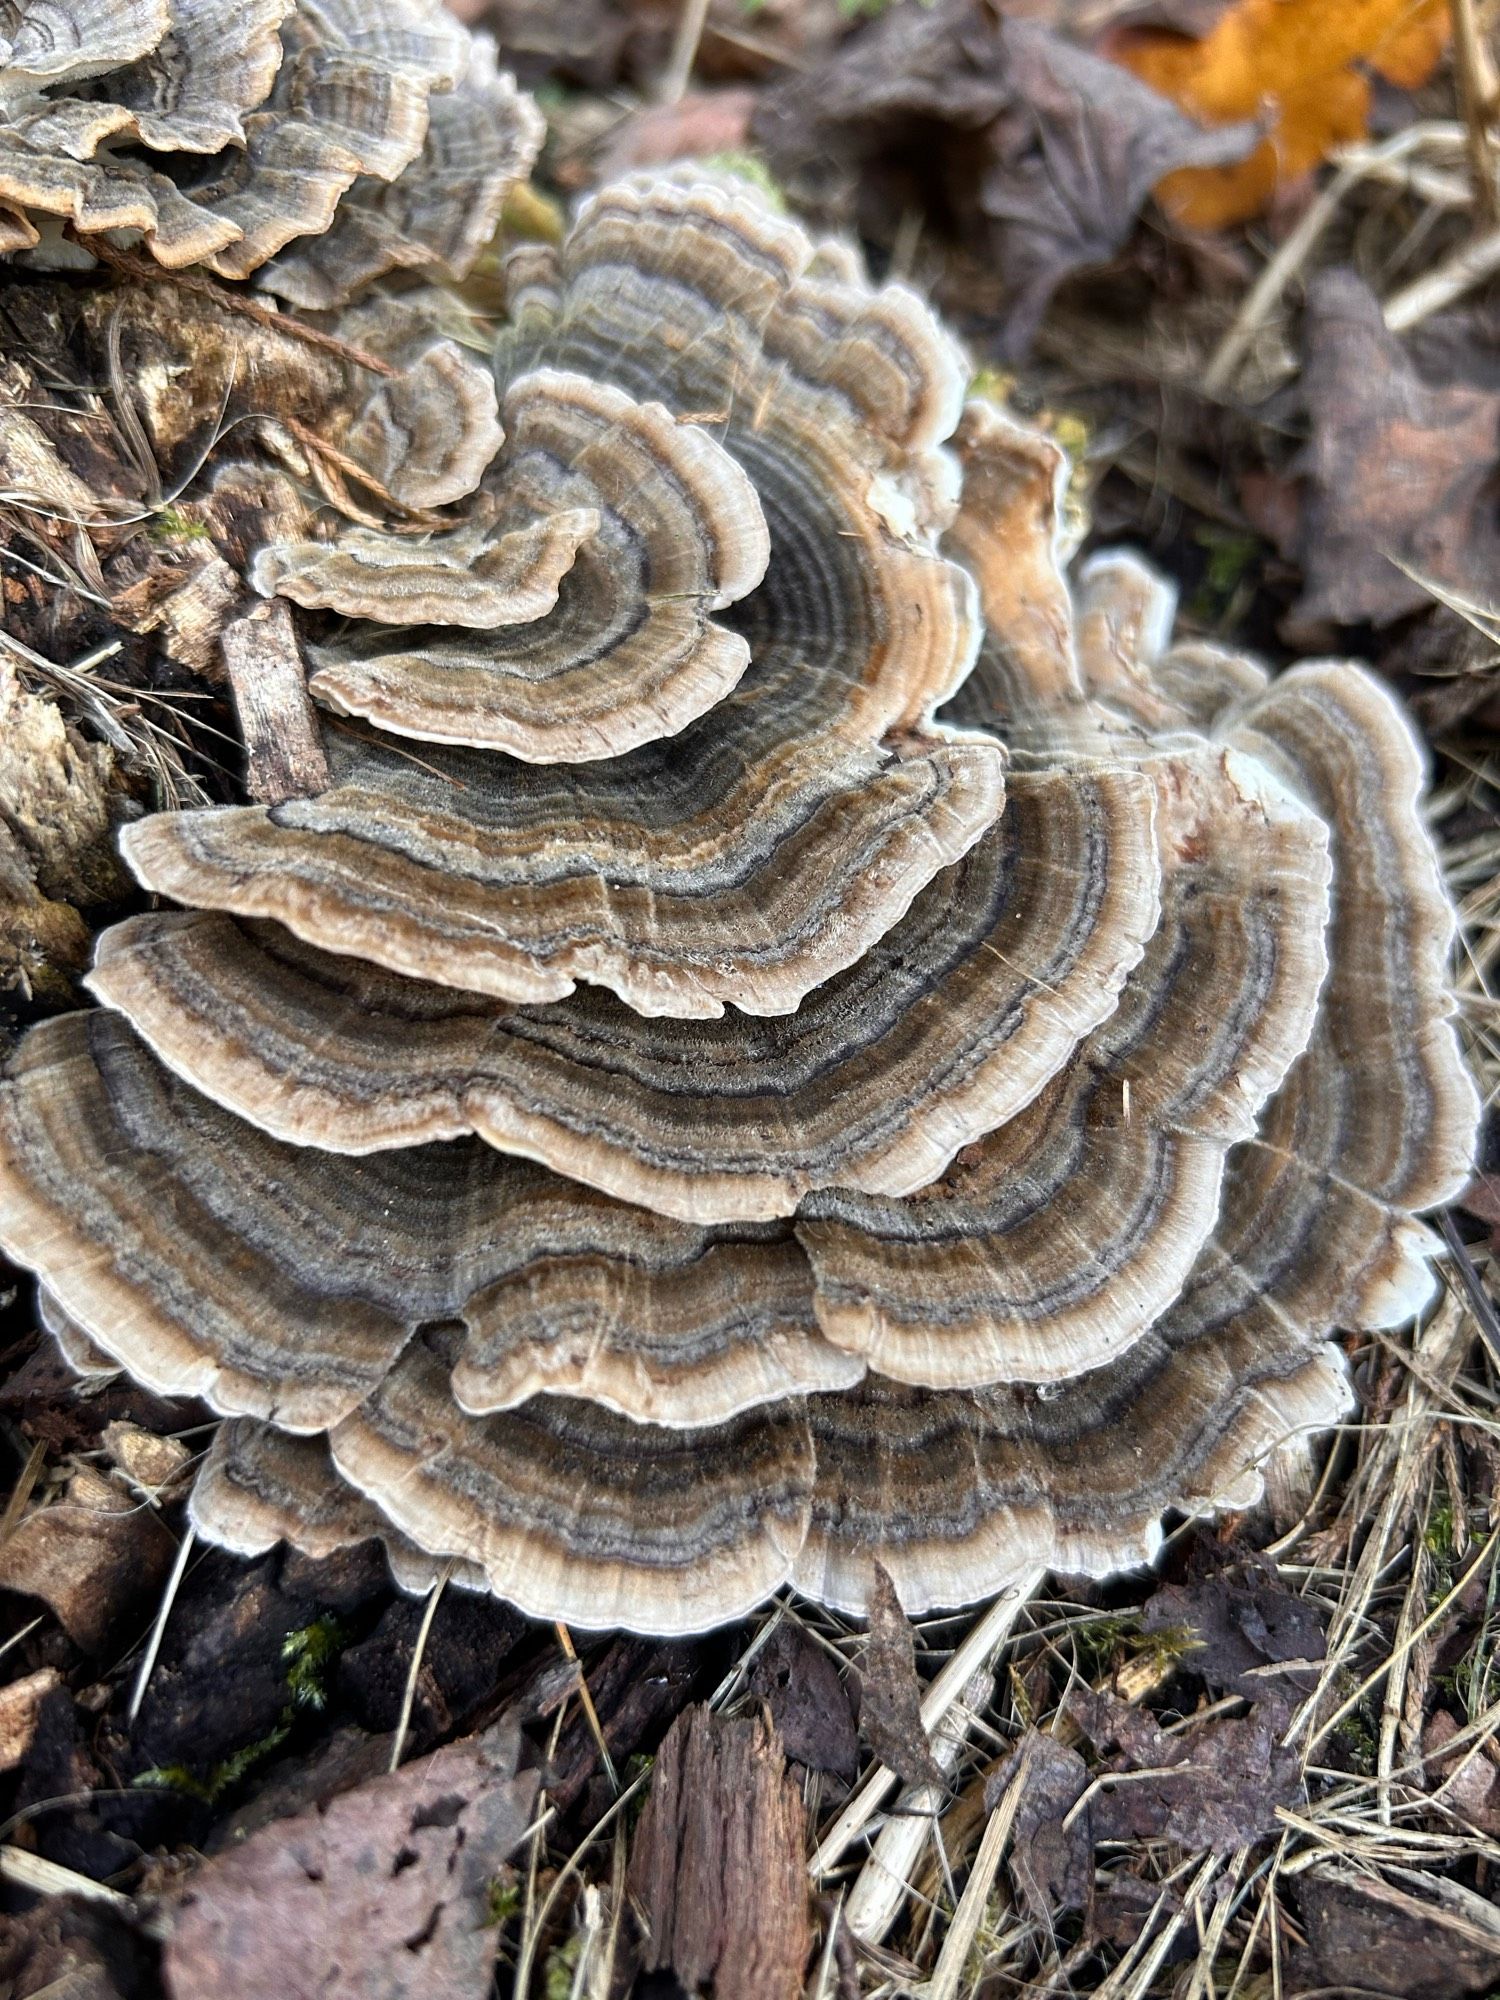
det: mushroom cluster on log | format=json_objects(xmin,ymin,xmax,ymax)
[{"xmin": 0, "ymin": 86, "xmax": 1479, "ymax": 1632}]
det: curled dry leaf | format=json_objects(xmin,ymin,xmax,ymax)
[
  {"xmin": 754, "ymin": 0, "xmax": 1257, "ymax": 355},
  {"xmin": 1067, "ymin": 1689, "xmax": 1305, "ymax": 1850},
  {"xmin": 162, "ymin": 1718, "xmax": 540, "ymax": 2000},
  {"xmin": 1287, "ymin": 269, "xmax": 1500, "ymax": 635},
  {"xmin": 859, "ymin": 1563, "xmax": 946, "ymax": 1790},
  {"xmin": 1106, "ymin": 0, "xmax": 1451, "ymax": 227},
  {"xmin": 0, "ymin": 138, "xmax": 1478, "ymax": 1636}
]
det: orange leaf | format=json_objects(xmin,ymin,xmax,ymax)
[{"xmin": 1107, "ymin": 0, "xmax": 1450, "ymax": 229}]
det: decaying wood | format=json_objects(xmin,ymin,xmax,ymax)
[
  {"xmin": 220, "ymin": 598, "xmax": 330, "ymax": 806},
  {"xmin": 628, "ymin": 1703, "xmax": 810, "ymax": 2000}
]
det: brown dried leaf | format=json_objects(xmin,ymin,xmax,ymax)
[
  {"xmin": 859, "ymin": 1563, "xmax": 944, "ymax": 1791},
  {"xmin": 1423, "ymin": 1710, "xmax": 1500, "ymax": 1837},
  {"xmin": 1068, "ymin": 1690, "xmax": 1303, "ymax": 1849},
  {"xmin": 1291, "ymin": 269, "xmax": 1500, "ymax": 633},
  {"xmin": 748, "ymin": 1621, "xmax": 859, "ymax": 1781},
  {"xmin": 163, "ymin": 1718, "xmax": 539, "ymax": 2000},
  {"xmin": 986, "ymin": 1729, "xmax": 1092, "ymax": 1924},
  {"xmin": 754, "ymin": 0, "xmax": 1256, "ymax": 355},
  {"xmin": 1138, "ymin": 1559, "xmax": 1327, "ymax": 1706}
]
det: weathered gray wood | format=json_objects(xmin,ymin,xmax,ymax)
[{"xmin": 221, "ymin": 597, "xmax": 329, "ymax": 805}]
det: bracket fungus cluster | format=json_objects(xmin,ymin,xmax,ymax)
[
  {"xmin": 0, "ymin": 161, "xmax": 1480, "ymax": 1634},
  {"xmin": 0, "ymin": 0, "xmax": 541, "ymax": 296}
]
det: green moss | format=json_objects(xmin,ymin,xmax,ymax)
[
  {"xmin": 1070, "ymin": 1613, "xmax": 1200, "ymax": 1684},
  {"xmin": 146, "ymin": 505, "xmax": 210, "ymax": 543},
  {"xmin": 134, "ymin": 1717, "xmax": 294, "ymax": 1807},
  {"xmin": 133, "ymin": 1617, "xmax": 350, "ymax": 1806},
  {"xmin": 283, "ymin": 1614, "xmax": 347, "ymax": 1712},
  {"xmin": 486, "ymin": 1878, "xmax": 523, "ymax": 1928},
  {"xmin": 544, "ymin": 1936, "xmax": 581, "ymax": 1998},
  {"xmin": 702, "ymin": 153, "xmax": 786, "ymax": 210}
]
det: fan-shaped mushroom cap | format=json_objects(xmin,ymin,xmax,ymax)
[
  {"xmin": 95, "ymin": 765, "xmax": 1159, "ymax": 1218},
  {"xmin": 0, "ymin": 0, "xmax": 538, "ymax": 284},
  {"xmin": 0, "ymin": 159, "xmax": 1479, "ymax": 1633},
  {"xmin": 0, "ymin": 0, "xmax": 169, "ymax": 82},
  {"xmin": 276, "ymin": 368, "xmax": 774, "ymax": 760},
  {"xmin": 0, "ymin": 1011, "xmax": 871, "ymax": 1430},
  {"xmin": 264, "ymin": 33, "xmax": 544, "ymax": 307},
  {"xmin": 192, "ymin": 1421, "xmax": 488, "ymax": 1595},
  {"xmin": 797, "ymin": 742, "xmax": 1333, "ymax": 1385},
  {"xmin": 333, "ymin": 331, "xmax": 504, "ymax": 513},
  {"xmin": 133, "ymin": 173, "xmax": 1002, "ymax": 1005}
]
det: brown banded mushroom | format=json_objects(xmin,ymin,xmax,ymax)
[
  {"xmin": 0, "ymin": 154, "xmax": 1479, "ymax": 1634},
  {"xmin": 0, "ymin": 0, "xmax": 539, "ymax": 292}
]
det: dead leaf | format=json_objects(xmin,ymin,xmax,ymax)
[
  {"xmin": 1068, "ymin": 1690, "xmax": 1304, "ymax": 1849},
  {"xmin": 1138, "ymin": 1560, "xmax": 1327, "ymax": 1707},
  {"xmin": 1423, "ymin": 1710, "xmax": 1500, "ymax": 1837},
  {"xmin": 754, "ymin": 0, "xmax": 1256, "ymax": 355},
  {"xmin": 859, "ymin": 1564, "xmax": 944, "ymax": 1791},
  {"xmin": 162, "ymin": 1718, "xmax": 539, "ymax": 2000},
  {"xmin": 1290, "ymin": 269, "xmax": 1500, "ymax": 634},
  {"xmin": 628, "ymin": 1704, "xmax": 810, "ymax": 2000},
  {"xmin": 986, "ymin": 1730, "xmax": 1093, "ymax": 1924},
  {"xmin": 748, "ymin": 1621, "xmax": 859, "ymax": 1781},
  {"xmin": 0, "ymin": 1666, "xmax": 62, "ymax": 1773},
  {"xmin": 1107, "ymin": 0, "xmax": 1450, "ymax": 228},
  {"xmin": 0, "ymin": 1464, "xmax": 176, "ymax": 1653}
]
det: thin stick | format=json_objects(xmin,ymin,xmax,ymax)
[
  {"xmin": 1383, "ymin": 223, "xmax": 1500, "ymax": 330},
  {"xmin": 659, "ymin": 0, "xmax": 711, "ymax": 104},
  {"xmin": 809, "ymin": 1570, "xmax": 1042, "ymax": 1880},
  {"xmin": 0, "ymin": 1437, "xmax": 46, "ymax": 1544},
  {"xmin": 843, "ymin": 1667, "xmax": 993, "ymax": 1945},
  {"xmin": 390, "ymin": 1559, "xmax": 454, "ymax": 1771},
  {"xmin": 0, "ymin": 1844, "xmax": 138, "ymax": 1912},
  {"xmin": 1452, "ymin": 0, "xmax": 1500, "ymax": 224},
  {"xmin": 1203, "ymin": 126, "xmax": 1436, "ymax": 395},
  {"xmin": 83, "ymin": 236, "xmax": 398, "ymax": 377},
  {"xmin": 925, "ymin": 1747, "xmax": 1030, "ymax": 2000},
  {"xmin": 554, "ymin": 1622, "xmax": 620, "ymax": 1796},
  {"xmin": 128, "ymin": 1525, "xmax": 195, "ymax": 1725}
]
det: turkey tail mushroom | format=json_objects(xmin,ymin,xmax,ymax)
[{"xmin": 0, "ymin": 147, "xmax": 1479, "ymax": 1634}]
